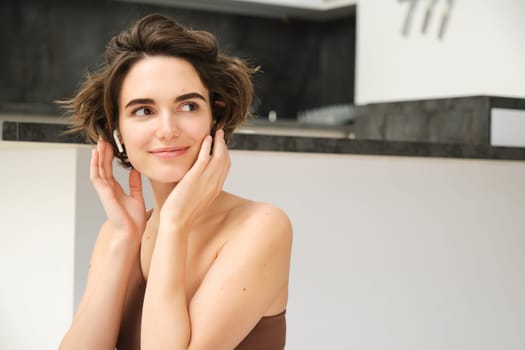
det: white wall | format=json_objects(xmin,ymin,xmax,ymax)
[
  {"xmin": 0, "ymin": 144, "xmax": 150, "ymax": 349},
  {"xmin": 355, "ymin": 0, "xmax": 525, "ymax": 104},
  {"xmin": 0, "ymin": 146, "xmax": 76, "ymax": 349},
  {"xmin": 1, "ymin": 144, "xmax": 524, "ymax": 349},
  {"xmin": 73, "ymin": 150, "xmax": 106, "ymax": 310},
  {"xmin": 225, "ymin": 151, "xmax": 525, "ymax": 350}
]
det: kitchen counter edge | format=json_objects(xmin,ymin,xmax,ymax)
[{"xmin": 2, "ymin": 121, "xmax": 525, "ymax": 161}]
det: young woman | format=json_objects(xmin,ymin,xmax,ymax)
[{"xmin": 58, "ymin": 14, "xmax": 292, "ymax": 350}]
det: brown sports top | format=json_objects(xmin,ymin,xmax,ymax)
[{"xmin": 234, "ymin": 310, "xmax": 287, "ymax": 350}]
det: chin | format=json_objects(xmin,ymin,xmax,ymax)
[
  {"xmin": 148, "ymin": 169, "xmax": 188, "ymax": 184},
  {"xmin": 130, "ymin": 155, "xmax": 196, "ymax": 184}
]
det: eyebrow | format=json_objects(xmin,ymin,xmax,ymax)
[
  {"xmin": 176, "ymin": 92, "xmax": 207, "ymax": 103},
  {"xmin": 124, "ymin": 92, "xmax": 208, "ymax": 109}
]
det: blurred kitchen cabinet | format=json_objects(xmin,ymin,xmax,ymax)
[
  {"xmin": 118, "ymin": 0, "xmax": 356, "ymax": 19},
  {"xmin": 237, "ymin": 0, "xmax": 357, "ymax": 10}
]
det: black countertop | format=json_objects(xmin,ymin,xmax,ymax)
[
  {"xmin": 354, "ymin": 95, "xmax": 525, "ymax": 145},
  {"xmin": 2, "ymin": 120, "xmax": 525, "ymax": 161}
]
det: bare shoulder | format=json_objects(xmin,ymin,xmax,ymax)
[{"xmin": 221, "ymin": 193, "xmax": 293, "ymax": 247}]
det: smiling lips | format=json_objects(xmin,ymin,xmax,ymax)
[{"xmin": 150, "ymin": 146, "xmax": 189, "ymax": 159}]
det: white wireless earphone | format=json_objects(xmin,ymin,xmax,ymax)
[{"xmin": 112, "ymin": 129, "xmax": 124, "ymax": 154}]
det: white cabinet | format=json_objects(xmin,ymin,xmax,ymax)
[
  {"xmin": 355, "ymin": 0, "xmax": 525, "ymax": 104},
  {"xmin": 118, "ymin": 0, "xmax": 356, "ymax": 19},
  {"xmin": 491, "ymin": 108, "xmax": 525, "ymax": 147},
  {"xmin": 238, "ymin": 0, "xmax": 357, "ymax": 10}
]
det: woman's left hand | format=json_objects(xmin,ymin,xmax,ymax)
[{"xmin": 159, "ymin": 129, "xmax": 230, "ymax": 232}]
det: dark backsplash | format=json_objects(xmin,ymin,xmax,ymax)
[{"xmin": 0, "ymin": 0, "xmax": 355, "ymax": 119}]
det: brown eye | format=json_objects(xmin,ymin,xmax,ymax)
[
  {"xmin": 133, "ymin": 107, "xmax": 152, "ymax": 117},
  {"xmin": 179, "ymin": 102, "xmax": 198, "ymax": 112}
]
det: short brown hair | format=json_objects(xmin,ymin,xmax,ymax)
[{"xmin": 61, "ymin": 14, "xmax": 257, "ymax": 167}]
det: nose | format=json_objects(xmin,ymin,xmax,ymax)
[{"xmin": 156, "ymin": 110, "xmax": 180, "ymax": 140}]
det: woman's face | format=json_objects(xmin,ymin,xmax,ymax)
[{"xmin": 118, "ymin": 55, "xmax": 213, "ymax": 183}]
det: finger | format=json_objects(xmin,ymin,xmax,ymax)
[
  {"xmin": 208, "ymin": 129, "xmax": 230, "ymax": 174},
  {"xmin": 98, "ymin": 138, "xmax": 114, "ymax": 182},
  {"xmin": 97, "ymin": 138, "xmax": 107, "ymax": 181},
  {"xmin": 103, "ymin": 138, "xmax": 114, "ymax": 180},
  {"xmin": 129, "ymin": 168, "xmax": 144, "ymax": 201},
  {"xmin": 211, "ymin": 129, "xmax": 225, "ymax": 154},
  {"xmin": 189, "ymin": 135, "xmax": 213, "ymax": 174},
  {"xmin": 209, "ymin": 129, "xmax": 227, "ymax": 161},
  {"xmin": 90, "ymin": 148, "xmax": 100, "ymax": 183},
  {"xmin": 91, "ymin": 145, "xmax": 110, "ymax": 191},
  {"xmin": 91, "ymin": 147, "xmax": 115, "ymax": 198}
]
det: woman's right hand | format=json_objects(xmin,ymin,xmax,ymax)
[
  {"xmin": 90, "ymin": 137, "xmax": 146, "ymax": 239},
  {"xmin": 59, "ymin": 138, "xmax": 147, "ymax": 350}
]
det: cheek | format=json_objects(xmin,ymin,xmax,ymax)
[
  {"xmin": 182, "ymin": 119, "xmax": 213, "ymax": 139},
  {"xmin": 121, "ymin": 130, "xmax": 145, "ymax": 148},
  {"xmin": 119, "ymin": 125, "xmax": 151, "ymax": 157}
]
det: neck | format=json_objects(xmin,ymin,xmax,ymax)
[
  {"xmin": 151, "ymin": 180, "xmax": 177, "ymax": 206},
  {"xmin": 146, "ymin": 179, "xmax": 230, "ymax": 230},
  {"xmin": 146, "ymin": 179, "xmax": 178, "ymax": 224}
]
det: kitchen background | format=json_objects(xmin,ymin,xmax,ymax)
[
  {"xmin": 1, "ymin": 0, "xmax": 525, "ymax": 349},
  {"xmin": 0, "ymin": 0, "xmax": 355, "ymax": 123},
  {"xmin": 3, "ymin": 0, "xmax": 525, "ymax": 143}
]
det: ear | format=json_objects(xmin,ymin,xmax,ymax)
[{"xmin": 113, "ymin": 129, "xmax": 124, "ymax": 153}]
